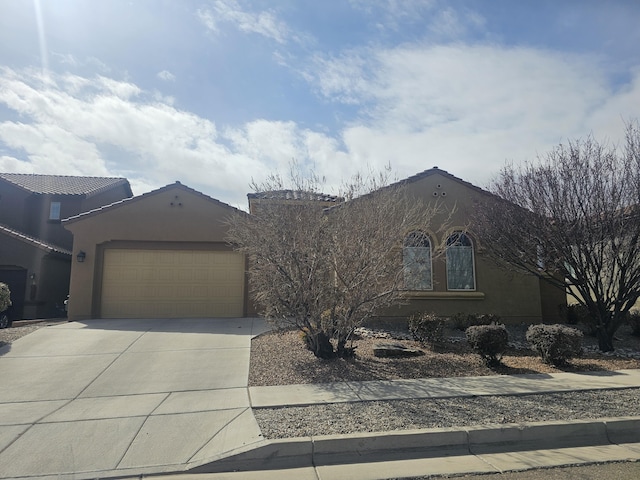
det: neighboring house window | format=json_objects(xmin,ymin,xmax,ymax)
[
  {"xmin": 49, "ymin": 201, "xmax": 61, "ymax": 220},
  {"xmin": 446, "ymin": 232, "xmax": 475, "ymax": 290},
  {"xmin": 403, "ymin": 231, "xmax": 433, "ymax": 290}
]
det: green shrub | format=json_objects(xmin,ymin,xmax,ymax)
[
  {"xmin": 0, "ymin": 283, "xmax": 11, "ymax": 312},
  {"xmin": 450, "ymin": 312, "xmax": 499, "ymax": 331},
  {"xmin": 526, "ymin": 324, "xmax": 583, "ymax": 366},
  {"xmin": 408, "ymin": 312, "xmax": 445, "ymax": 346},
  {"xmin": 628, "ymin": 311, "xmax": 640, "ymax": 337},
  {"xmin": 466, "ymin": 324, "xmax": 508, "ymax": 367}
]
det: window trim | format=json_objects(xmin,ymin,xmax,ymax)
[{"xmin": 445, "ymin": 231, "xmax": 477, "ymax": 291}]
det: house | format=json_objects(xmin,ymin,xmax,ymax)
[
  {"xmin": 63, "ymin": 168, "xmax": 565, "ymax": 323},
  {"xmin": 63, "ymin": 182, "xmax": 254, "ymax": 321},
  {"xmin": 0, "ymin": 173, "xmax": 132, "ymax": 319},
  {"xmin": 247, "ymin": 168, "xmax": 565, "ymax": 323}
]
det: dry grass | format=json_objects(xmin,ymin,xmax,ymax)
[{"xmin": 249, "ymin": 326, "xmax": 640, "ymax": 387}]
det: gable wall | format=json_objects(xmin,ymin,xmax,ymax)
[
  {"xmin": 64, "ymin": 186, "xmax": 249, "ymax": 320},
  {"xmin": 390, "ymin": 172, "xmax": 563, "ymax": 323}
]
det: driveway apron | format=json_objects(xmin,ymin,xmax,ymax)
[{"xmin": 0, "ymin": 317, "xmax": 269, "ymax": 480}]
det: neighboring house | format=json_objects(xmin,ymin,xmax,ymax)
[
  {"xmin": 63, "ymin": 182, "xmax": 253, "ymax": 321},
  {"xmin": 63, "ymin": 168, "xmax": 565, "ymax": 323},
  {"xmin": 0, "ymin": 173, "xmax": 132, "ymax": 319}
]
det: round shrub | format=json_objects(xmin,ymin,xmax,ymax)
[
  {"xmin": 450, "ymin": 312, "xmax": 499, "ymax": 331},
  {"xmin": 0, "ymin": 283, "xmax": 11, "ymax": 312},
  {"xmin": 526, "ymin": 324, "xmax": 583, "ymax": 366},
  {"xmin": 627, "ymin": 311, "xmax": 640, "ymax": 337},
  {"xmin": 408, "ymin": 312, "xmax": 445, "ymax": 346},
  {"xmin": 465, "ymin": 324, "xmax": 508, "ymax": 367}
]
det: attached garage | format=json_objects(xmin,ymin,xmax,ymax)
[
  {"xmin": 100, "ymin": 249, "xmax": 245, "ymax": 318},
  {"xmin": 63, "ymin": 182, "xmax": 255, "ymax": 321}
]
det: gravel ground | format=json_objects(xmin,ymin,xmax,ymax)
[
  {"xmin": 254, "ymin": 388, "xmax": 640, "ymax": 439},
  {"xmin": 249, "ymin": 326, "xmax": 640, "ymax": 387},
  {"xmin": 0, "ymin": 320, "xmax": 67, "ymax": 348},
  {"xmin": 250, "ymin": 323, "xmax": 640, "ymax": 439}
]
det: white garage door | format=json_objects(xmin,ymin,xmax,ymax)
[{"xmin": 101, "ymin": 249, "xmax": 245, "ymax": 318}]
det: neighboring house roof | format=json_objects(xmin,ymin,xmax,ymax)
[
  {"xmin": 63, "ymin": 181, "xmax": 242, "ymax": 224},
  {"xmin": 248, "ymin": 190, "xmax": 344, "ymax": 203},
  {"xmin": 0, "ymin": 173, "xmax": 132, "ymax": 198},
  {"xmin": 0, "ymin": 223, "xmax": 72, "ymax": 256}
]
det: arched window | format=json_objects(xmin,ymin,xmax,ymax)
[
  {"xmin": 403, "ymin": 231, "xmax": 432, "ymax": 290},
  {"xmin": 446, "ymin": 232, "xmax": 475, "ymax": 290}
]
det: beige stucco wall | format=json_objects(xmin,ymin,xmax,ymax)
[
  {"xmin": 385, "ymin": 171, "xmax": 564, "ymax": 323},
  {"xmin": 64, "ymin": 184, "xmax": 253, "ymax": 320}
]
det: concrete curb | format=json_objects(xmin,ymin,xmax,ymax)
[{"xmin": 190, "ymin": 416, "xmax": 640, "ymax": 474}]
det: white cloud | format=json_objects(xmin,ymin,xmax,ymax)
[
  {"xmin": 301, "ymin": 43, "xmax": 640, "ymax": 185},
  {"xmin": 0, "ymin": 155, "xmax": 35, "ymax": 173},
  {"xmin": 197, "ymin": 0, "xmax": 290, "ymax": 44},
  {"xmin": 0, "ymin": 67, "xmax": 324, "ymax": 206},
  {"xmin": 51, "ymin": 52, "xmax": 79, "ymax": 67},
  {"xmin": 2, "ymin": 36, "xmax": 639, "ymax": 210},
  {"xmin": 303, "ymin": 51, "xmax": 375, "ymax": 105},
  {"xmin": 350, "ymin": 0, "xmax": 474, "ymax": 36},
  {"xmin": 428, "ymin": 7, "xmax": 486, "ymax": 40},
  {"xmin": 157, "ymin": 70, "xmax": 176, "ymax": 82},
  {"xmin": 196, "ymin": 8, "xmax": 217, "ymax": 32}
]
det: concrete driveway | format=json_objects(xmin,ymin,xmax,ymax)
[{"xmin": 0, "ymin": 317, "xmax": 269, "ymax": 480}]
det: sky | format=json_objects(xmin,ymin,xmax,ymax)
[{"xmin": 0, "ymin": 0, "xmax": 639, "ymax": 209}]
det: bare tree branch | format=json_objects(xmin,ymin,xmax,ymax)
[
  {"xmin": 475, "ymin": 120, "xmax": 640, "ymax": 351},
  {"xmin": 227, "ymin": 166, "xmax": 441, "ymax": 358}
]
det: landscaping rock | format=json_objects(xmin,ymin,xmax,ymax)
[{"xmin": 373, "ymin": 342, "xmax": 424, "ymax": 358}]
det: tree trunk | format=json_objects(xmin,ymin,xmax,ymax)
[
  {"xmin": 336, "ymin": 335, "xmax": 356, "ymax": 359},
  {"xmin": 596, "ymin": 327, "xmax": 614, "ymax": 352},
  {"xmin": 305, "ymin": 331, "xmax": 335, "ymax": 359}
]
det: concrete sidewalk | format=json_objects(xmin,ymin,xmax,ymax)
[{"xmin": 249, "ymin": 369, "xmax": 640, "ymax": 407}]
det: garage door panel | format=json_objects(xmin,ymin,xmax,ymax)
[{"xmin": 101, "ymin": 249, "xmax": 244, "ymax": 318}]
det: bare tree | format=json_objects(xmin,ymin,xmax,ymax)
[
  {"xmin": 475, "ymin": 121, "xmax": 640, "ymax": 352},
  {"xmin": 226, "ymin": 169, "xmax": 440, "ymax": 358}
]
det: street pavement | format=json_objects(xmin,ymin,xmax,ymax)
[{"xmin": 0, "ymin": 317, "xmax": 269, "ymax": 480}]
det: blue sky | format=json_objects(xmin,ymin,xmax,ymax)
[{"xmin": 1, "ymin": 0, "xmax": 639, "ymax": 209}]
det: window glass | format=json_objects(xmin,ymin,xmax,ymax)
[
  {"xmin": 446, "ymin": 232, "xmax": 475, "ymax": 290},
  {"xmin": 403, "ymin": 232, "xmax": 432, "ymax": 290},
  {"xmin": 49, "ymin": 201, "xmax": 61, "ymax": 220}
]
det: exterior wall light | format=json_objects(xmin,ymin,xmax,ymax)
[{"xmin": 77, "ymin": 251, "xmax": 86, "ymax": 263}]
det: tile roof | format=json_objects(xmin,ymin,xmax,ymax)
[
  {"xmin": 248, "ymin": 190, "xmax": 344, "ymax": 203},
  {"xmin": 0, "ymin": 173, "xmax": 131, "ymax": 197},
  {"xmin": 0, "ymin": 223, "xmax": 72, "ymax": 256}
]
